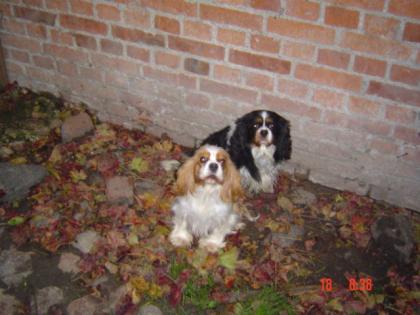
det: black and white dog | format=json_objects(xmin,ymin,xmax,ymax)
[{"xmin": 202, "ymin": 110, "xmax": 291, "ymax": 194}]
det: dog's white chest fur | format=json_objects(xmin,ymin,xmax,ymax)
[
  {"xmin": 240, "ymin": 145, "xmax": 279, "ymax": 193},
  {"xmin": 172, "ymin": 185, "xmax": 233, "ymax": 236}
]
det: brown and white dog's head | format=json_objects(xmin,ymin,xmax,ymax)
[{"xmin": 174, "ymin": 145, "xmax": 243, "ymax": 203}]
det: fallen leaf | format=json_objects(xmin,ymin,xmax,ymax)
[
  {"xmin": 219, "ymin": 247, "xmax": 239, "ymax": 271},
  {"xmin": 130, "ymin": 157, "xmax": 149, "ymax": 173}
]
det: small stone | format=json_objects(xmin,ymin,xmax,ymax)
[
  {"xmin": 72, "ymin": 230, "xmax": 100, "ymax": 254},
  {"xmin": 138, "ymin": 304, "xmax": 163, "ymax": 315},
  {"xmin": 271, "ymin": 225, "xmax": 304, "ymax": 248},
  {"xmin": 0, "ymin": 163, "xmax": 47, "ymax": 203},
  {"xmin": 58, "ymin": 252, "xmax": 81, "ymax": 273},
  {"xmin": 61, "ymin": 112, "xmax": 94, "ymax": 143},
  {"xmin": 0, "ymin": 247, "xmax": 33, "ymax": 287},
  {"xmin": 106, "ymin": 176, "xmax": 133, "ymax": 205},
  {"xmin": 160, "ymin": 159, "xmax": 180, "ymax": 172},
  {"xmin": 289, "ymin": 188, "xmax": 317, "ymax": 206},
  {"xmin": 31, "ymin": 286, "xmax": 64, "ymax": 315},
  {"xmin": 67, "ymin": 295, "xmax": 99, "ymax": 315}
]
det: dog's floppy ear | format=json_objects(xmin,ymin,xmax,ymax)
[
  {"xmin": 274, "ymin": 119, "xmax": 292, "ymax": 162},
  {"xmin": 173, "ymin": 156, "xmax": 197, "ymax": 196}
]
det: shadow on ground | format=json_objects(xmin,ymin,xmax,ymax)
[{"xmin": 0, "ymin": 84, "xmax": 418, "ymax": 314}]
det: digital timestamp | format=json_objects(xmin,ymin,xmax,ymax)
[{"xmin": 320, "ymin": 277, "xmax": 373, "ymax": 292}]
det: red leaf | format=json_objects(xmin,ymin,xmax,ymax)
[{"xmin": 169, "ymin": 284, "xmax": 182, "ymax": 306}]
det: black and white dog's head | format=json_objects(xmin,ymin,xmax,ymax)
[{"xmin": 233, "ymin": 110, "xmax": 291, "ymax": 161}]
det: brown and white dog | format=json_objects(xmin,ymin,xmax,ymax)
[{"xmin": 169, "ymin": 145, "xmax": 243, "ymax": 252}]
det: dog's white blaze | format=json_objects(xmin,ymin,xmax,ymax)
[{"xmin": 258, "ymin": 111, "xmax": 273, "ymax": 144}]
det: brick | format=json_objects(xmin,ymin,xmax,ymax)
[
  {"xmin": 282, "ymin": 41, "xmax": 316, "ymax": 61},
  {"xmin": 390, "ymin": 65, "xmax": 420, "ymax": 86},
  {"xmin": 10, "ymin": 49, "xmax": 30, "ymax": 63},
  {"xmin": 200, "ymin": 4, "xmax": 262, "ymax": 31},
  {"xmin": 341, "ymin": 32, "xmax": 412, "ymax": 60},
  {"xmin": 217, "ymin": 28, "xmax": 245, "ymax": 46},
  {"xmin": 127, "ymin": 46, "xmax": 150, "ymax": 62},
  {"xmin": 2, "ymin": 18, "xmax": 26, "ymax": 34},
  {"xmin": 185, "ymin": 92, "xmax": 211, "ymax": 109},
  {"xmin": 26, "ymin": 23, "xmax": 47, "ymax": 38},
  {"xmin": 0, "ymin": 3, "xmax": 12, "ymax": 17},
  {"xmin": 367, "ymin": 81, "xmax": 420, "ymax": 107},
  {"xmin": 69, "ymin": 0, "xmax": 93, "ymax": 16},
  {"xmin": 268, "ymin": 17, "xmax": 335, "ymax": 44},
  {"xmin": 250, "ymin": 35, "xmax": 279, "ymax": 54},
  {"xmin": 92, "ymin": 53, "xmax": 140, "ymax": 75},
  {"xmin": 229, "ymin": 49, "xmax": 290, "ymax": 74},
  {"xmin": 353, "ymin": 56, "xmax": 386, "ymax": 77},
  {"xmin": 7, "ymin": 62, "xmax": 25, "ymax": 77},
  {"xmin": 312, "ymin": 88, "xmax": 345, "ymax": 110},
  {"xmin": 155, "ymin": 15, "xmax": 180, "ymax": 34},
  {"xmin": 278, "ymin": 79, "xmax": 309, "ymax": 98},
  {"xmin": 23, "ymin": 0, "xmax": 44, "ymax": 7},
  {"xmin": 50, "ymin": 30, "xmax": 73, "ymax": 46},
  {"xmin": 142, "ymin": 0, "xmax": 197, "ymax": 17},
  {"xmin": 324, "ymin": 0, "xmax": 385, "ymax": 11},
  {"xmin": 394, "ymin": 126, "xmax": 420, "ymax": 145},
  {"xmin": 213, "ymin": 65, "xmax": 241, "ymax": 83},
  {"xmin": 123, "ymin": 8, "xmax": 150, "ymax": 28},
  {"xmin": 325, "ymin": 6, "xmax": 359, "ymax": 29},
  {"xmin": 317, "ymin": 49, "xmax": 350, "ymax": 69},
  {"xmin": 285, "ymin": 0, "xmax": 320, "ymax": 21},
  {"xmin": 33, "ymin": 55, "xmax": 55, "ymax": 69},
  {"xmin": 200, "ymin": 79, "xmax": 257, "ymax": 103},
  {"xmin": 348, "ymin": 96, "xmax": 382, "ymax": 117},
  {"xmin": 370, "ymin": 138, "xmax": 399, "ymax": 155},
  {"xmin": 73, "ymin": 33, "xmax": 97, "ymax": 50},
  {"xmin": 403, "ymin": 23, "xmax": 420, "ymax": 43},
  {"xmin": 295, "ymin": 64, "xmax": 362, "ymax": 91},
  {"xmin": 46, "ymin": 0, "xmax": 68, "ymax": 11},
  {"xmin": 57, "ymin": 61, "xmax": 78, "ymax": 76},
  {"xmin": 184, "ymin": 58, "xmax": 209, "ymax": 75},
  {"xmin": 14, "ymin": 6, "xmax": 56, "ymax": 25},
  {"xmin": 250, "ymin": 0, "xmax": 280, "ymax": 11},
  {"xmin": 104, "ymin": 71, "xmax": 128, "ymax": 88},
  {"xmin": 245, "ymin": 72, "xmax": 273, "ymax": 91},
  {"xmin": 155, "ymin": 51, "xmax": 179, "ymax": 68},
  {"xmin": 100, "ymin": 39, "xmax": 123, "ymax": 55},
  {"xmin": 388, "ymin": 0, "xmax": 420, "ymax": 19},
  {"xmin": 79, "ymin": 66, "xmax": 103, "ymax": 82},
  {"xmin": 2, "ymin": 34, "xmax": 42, "ymax": 53},
  {"xmin": 60, "ymin": 14, "xmax": 107, "ymax": 35},
  {"xmin": 96, "ymin": 3, "xmax": 120, "ymax": 21},
  {"xmin": 364, "ymin": 15, "xmax": 399, "ymax": 39},
  {"xmin": 168, "ymin": 36, "xmax": 224, "ymax": 60},
  {"xmin": 184, "ymin": 20, "xmax": 212, "ymax": 41},
  {"xmin": 43, "ymin": 44, "xmax": 88, "ymax": 63},
  {"xmin": 385, "ymin": 105, "xmax": 416, "ymax": 125},
  {"xmin": 112, "ymin": 25, "xmax": 164, "ymax": 47},
  {"xmin": 262, "ymin": 94, "xmax": 321, "ymax": 120},
  {"xmin": 143, "ymin": 66, "xmax": 196, "ymax": 89},
  {"xmin": 402, "ymin": 146, "xmax": 420, "ymax": 163}
]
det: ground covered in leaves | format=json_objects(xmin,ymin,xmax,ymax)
[{"xmin": 0, "ymin": 83, "xmax": 419, "ymax": 315}]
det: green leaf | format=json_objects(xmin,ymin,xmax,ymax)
[
  {"xmin": 7, "ymin": 216, "xmax": 25, "ymax": 226},
  {"xmin": 219, "ymin": 247, "xmax": 239, "ymax": 271},
  {"xmin": 130, "ymin": 157, "xmax": 149, "ymax": 173}
]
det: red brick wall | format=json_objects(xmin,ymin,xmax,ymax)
[{"xmin": 1, "ymin": 0, "xmax": 419, "ymax": 211}]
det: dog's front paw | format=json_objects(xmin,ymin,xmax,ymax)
[
  {"xmin": 199, "ymin": 239, "xmax": 225, "ymax": 253},
  {"xmin": 169, "ymin": 232, "xmax": 192, "ymax": 248}
]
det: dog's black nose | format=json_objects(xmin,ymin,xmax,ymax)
[
  {"xmin": 209, "ymin": 163, "xmax": 218, "ymax": 173},
  {"xmin": 260, "ymin": 129, "xmax": 268, "ymax": 138}
]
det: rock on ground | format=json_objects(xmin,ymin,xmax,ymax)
[
  {"xmin": 371, "ymin": 215, "xmax": 415, "ymax": 265},
  {"xmin": 138, "ymin": 304, "xmax": 163, "ymax": 315},
  {"xmin": 31, "ymin": 286, "xmax": 64, "ymax": 315},
  {"xmin": 72, "ymin": 230, "xmax": 101, "ymax": 254},
  {"xmin": 0, "ymin": 162, "xmax": 47, "ymax": 203},
  {"xmin": 106, "ymin": 176, "xmax": 133, "ymax": 205},
  {"xmin": 61, "ymin": 112, "xmax": 94, "ymax": 143},
  {"xmin": 67, "ymin": 295, "xmax": 100, "ymax": 315},
  {"xmin": 58, "ymin": 252, "xmax": 81, "ymax": 273},
  {"xmin": 0, "ymin": 247, "xmax": 33, "ymax": 287},
  {"xmin": 289, "ymin": 187, "xmax": 317, "ymax": 206}
]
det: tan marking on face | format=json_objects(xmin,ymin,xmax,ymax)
[{"xmin": 216, "ymin": 150, "xmax": 227, "ymax": 168}]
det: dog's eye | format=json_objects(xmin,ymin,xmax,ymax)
[
  {"xmin": 253, "ymin": 124, "xmax": 259, "ymax": 129},
  {"xmin": 218, "ymin": 159, "xmax": 225, "ymax": 166},
  {"xmin": 268, "ymin": 123, "xmax": 274, "ymax": 129},
  {"xmin": 200, "ymin": 157, "xmax": 208, "ymax": 163}
]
